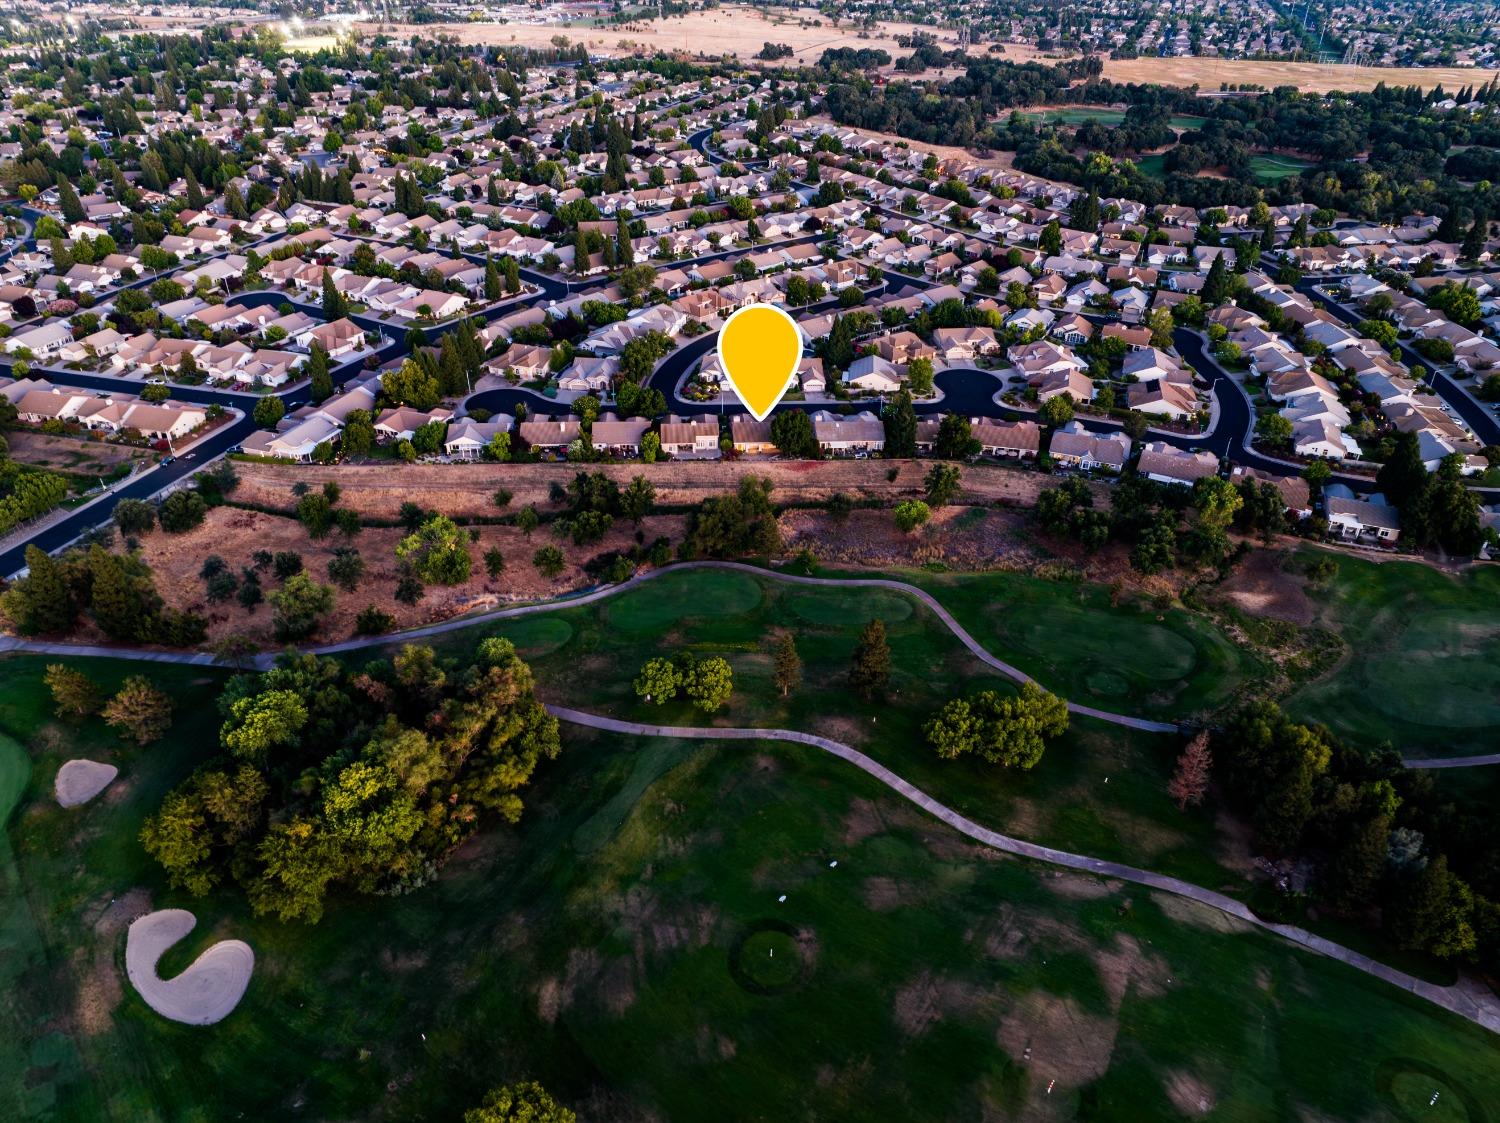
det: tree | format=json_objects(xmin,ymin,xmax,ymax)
[
  {"xmin": 396, "ymin": 515, "xmax": 472, "ymax": 585},
  {"xmin": 773, "ymin": 633, "xmax": 801, "ymax": 697},
  {"xmin": 684, "ymin": 656, "xmax": 733, "ymax": 712},
  {"xmin": 1038, "ymin": 220, "xmax": 1062, "ymax": 256},
  {"xmin": 45, "ymin": 664, "xmax": 100, "ymax": 718},
  {"xmin": 1167, "ymin": 731, "xmax": 1212, "ymax": 811},
  {"xmin": 634, "ymin": 657, "xmax": 680, "ymax": 704},
  {"xmin": 1377, "ymin": 431, "xmax": 1429, "ymax": 512},
  {"xmin": 297, "ymin": 493, "xmax": 334, "ymax": 539},
  {"xmin": 533, "ymin": 545, "xmax": 566, "ymax": 578},
  {"xmin": 1462, "ymin": 210, "xmax": 1488, "ymax": 263},
  {"xmin": 933, "ymin": 414, "xmax": 979, "ymax": 459},
  {"xmin": 321, "ymin": 271, "xmax": 347, "ymax": 320},
  {"xmin": 923, "ymin": 682, "xmax": 1069, "ymax": 770},
  {"xmin": 849, "ymin": 618, "xmax": 891, "ymax": 699},
  {"xmin": 268, "ymin": 573, "xmax": 335, "ymax": 641},
  {"xmin": 1038, "ymin": 394, "xmax": 1074, "ymax": 428},
  {"xmin": 1147, "ymin": 306, "xmax": 1175, "ymax": 350},
  {"xmin": 1324, "ymin": 814, "xmax": 1392, "ymax": 914},
  {"xmin": 253, "ymin": 396, "xmax": 286, "ymax": 429},
  {"xmin": 114, "ymin": 498, "xmax": 157, "ymax": 535},
  {"xmin": 1201, "ymin": 254, "xmax": 1229, "ymax": 306},
  {"xmin": 306, "ymin": 345, "xmax": 333, "ymax": 404},
  {"xmin": 621, "ymin": 475, "xmax": 655, "ymax": 524},
  {"xmin": 464, "ymin": 1082, "xmax": 575, "ymax": 1123},
  {"xmin": 57, "ymin": 176, "xmax": 85, "ymax": 224},
  {"xmin": 1255, "ymin": 411, "xmax": 1293, "ymax": 448},
  {"xmin": 893, "ymin": 499, "xmax": 930, "ymax": 533},
  {"xmin": 221, "ymin": 690, "xmax": 309, "ymax": 763},
  {"xmin": 1, "ymin": 546, "xmax": 75, "ymax": 635},
  {"xmin": 327, "ymin": 547, "xmax": 365, "ymax": 591},
  {"xmin": 923, "ymin": 463, "xmax": 961, "ymax": 507},
  {"xmin": 905, "ymin": 356, "xmax": 934, "ymax": 397},
  {"xmin": 1418, "ymin": 454, "xmax": 1483, "ymax": 555},
  {"xmin": 103, "ymin": 675, "xmax": 174, "ymax": 745},
  {"xmin": 882, "ymin": 390, "xmax": 917, "ymax": 458},
  {"xmin": 1387, "ymin": 856, "xmax": 1476, "ymax": 959},
  {"xmin": 158, "ymin": 490, "xmax": 207, "ymax": 533},
  {"xmin": 770, "ymin": 410, "xmax": 817, "ymax": 458}
]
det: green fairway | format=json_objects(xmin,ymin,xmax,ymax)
[
  {"xmin": 1249, "ymin": 153, "xmax": 1314, "ymax": 181},
  {"xmin": 1134, "ymin": 153, "xmax": 1169, "ymax": 178},
  {"xmin": 1018, "ymin": 107, "xmax": 1206, "ymax": 130},
  {"xmin": 892, "ymin": 568, "xmax": 1262, "ymax": 721},
  {"xmin": 6, "ymin": 690, "xmax": 1500, "ymax": 1121},
  {"xmin": 1282, "ymin": 552, "xmax": 1500, "ymax": 756}
]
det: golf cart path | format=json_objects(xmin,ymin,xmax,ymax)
[{"xmin": 546, "ymin": 703, "xmax": 1500, "ymax": 1036}]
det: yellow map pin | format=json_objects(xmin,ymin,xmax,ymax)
[{"xmin": 717, "ymin": 303, "xmax": 803, "ymax": 421}]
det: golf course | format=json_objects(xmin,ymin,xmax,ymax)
[{"xmin": 4, "ymin": 551, "xmax": 1500, "ymax": 1119}]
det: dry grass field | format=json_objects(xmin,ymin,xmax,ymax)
[
  {"xmin": 347, "ymin": 8, "xmax": 1481, "ymax": 94},
  {"xmin": 229, "ymin": 457, "xmax": 1058, "ymax": 521},
  {"xmin": 1100, "ymin": 55, "xmax": 1486, "ymax": 95},
  {"xmin": 352, "ymin": 11, "xmax": 974, "ymax": 65}
]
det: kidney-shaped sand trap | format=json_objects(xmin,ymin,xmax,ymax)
[
  {"xmin": 125, "ymin": 909, "xmax": 254, "ymax": 1025},
  {"xmin": 55, "ymin": 759, "xmax": 119, "ymax": 808}
]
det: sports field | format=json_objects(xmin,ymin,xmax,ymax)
[
  {"xmin": 1283, "ymin": 552, "xmax": 1500, "ymax": 757},
  {"xmin": 4, "ymin": 649, "xmax": 1499, "ymax": 1120}
]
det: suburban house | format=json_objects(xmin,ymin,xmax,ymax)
[
  {"xmin": 1137, "ymin": 442, "xmax": 1219, "ymax": 486},
  {"xmin": 1048, "ymin": 423, "xmax": 1131, "ymax": 472},
  {"xmin": 810, "ymin": 410, "xmax": 885, "ymax": 456},
  {"xmin": 444, "ymin": 416, "xmax": 515, "ymax": 459},
  {"xmin": 658, "ymin": 414, "xmax": 722, "ymax": 458},
  {"xmin": 971, "ymin": 418, "xmax": 1040, "ymax": 459},
  {"xmin": 374, "ymin": 406, "xmax": 453, "ymax": 443},
  {"xmin": 730, "ymin": 415, "xmax": 776, "ymax": 454},
  {"xmin": 518, "ymin": 415, "xmax": 582, "ymax": 453},
  {"xmin": 1324, "ymin": 485, "xmax": 1401, "ymax": 543}
]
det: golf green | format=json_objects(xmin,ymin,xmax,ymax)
[{"xmin": 605, "ymin": 569, "xmax": 764, "ymax": 632}]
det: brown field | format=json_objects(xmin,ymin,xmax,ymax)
[
  {"xmin": 347, "ymin": 8, "xmax": 1482, "ymax": 94},
  {"xmin": 228, "ymin": 457, "xmax": 1057, "ymax": 521},
  {"xmin": 352, "ymin": 11, "xmax": 980, "ymax": 65},
  {"xmin": 4, "ymin": 431, "xmax": 153, "ymax": 475},
  {"xmin": 1100, "ymin": 55, "xmax": 1488, "ymax": 95},
  {"xmin": 801, "ymin": 115, "xmax": 1018, "ymax": 172},
  {"xmin": 132, "ymin": 503, "xmax": 689, "ymax": 647}
]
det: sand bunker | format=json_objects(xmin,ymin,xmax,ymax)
[
  {"xmin": 125, "ymin": 909, "xmax": 254, "ymax": 1025},
  {"xmin": 55, "ymin": 759, "xmax": 119, "ymax": 807}
]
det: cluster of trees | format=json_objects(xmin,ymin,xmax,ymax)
[
  {"xmin": 0, "ymin": 458, "xmax": 69, "ymax": 536},
  {"xmin": 464, "ymin": 1082, "xmax": 573, "ymax": 1123},
  {"xmin": 1213, "ymin": 701, "xmax": 1500, "ymax": 970},
  {"xmin": 683, "ymin": 475, "xmax": 780, "ymax": 559},
  {"xmin": 818, "ymin": 56, "xmax": 1500, "ymax": 220},
  {"xmin": 45, "ymin": 663, "xmax": 176, "ymax": 746},
  {"xmin": 2, "ymin": 543, "xmax": 206, "ymax": 646},
  {"xmin": 1035, "ymin": 473, "xmax": 1270, "ymax": 573},
  {"xmin": 633, "ymin": 652, "xmax": 734, "ymax": 712},
  {"xmin": 140, "ymin": 640, "xmax": 561, "ymax": 923},
  {"xmin": 924, "ymin": 682, "xmax": 1070, "ymax": 771},
  {"xmin": 1376, "ymin": 437, "xmax": 1485, "ymax": 556}
]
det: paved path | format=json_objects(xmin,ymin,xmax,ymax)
[{"xmin": 545, "ymin": 701, "xmax": 1500, "ymax": 1035}]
